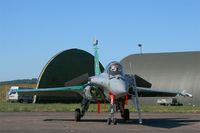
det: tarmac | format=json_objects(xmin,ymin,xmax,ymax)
[{"xmin": 0, "ymin": 112, "xmax": 200, "ymax": 133}]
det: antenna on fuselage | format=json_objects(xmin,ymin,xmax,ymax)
[{"xmin": 93, "ymin": 38, "xmax": 101, "ymax": 75}]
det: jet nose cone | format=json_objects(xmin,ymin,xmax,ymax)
[{"xmin": 109, "ymin": 78, "xmax": 127, "ymax": 97}]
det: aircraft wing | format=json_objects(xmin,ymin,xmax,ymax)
[
  {"xmin": 136, "ymin": 87, "xmax": 192, "ymax": 97},
  {"xmin": 16, "ymin": 86, "xmax": 84, "ymax": 97}
]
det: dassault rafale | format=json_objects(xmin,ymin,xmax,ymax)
[{"xmin": 17, "ymin": 40, "xmax": 192, "ymax": 125}]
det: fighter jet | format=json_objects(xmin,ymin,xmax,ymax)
[{"xmin": 17, "ymin": 40, "xmax": 192, "ymax": 125}]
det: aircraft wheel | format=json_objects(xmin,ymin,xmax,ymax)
[
  {"xmin": 75, "ymin": 108, "xmax": 81, "ymax": 121},
  {"xmin": 113, "ymin": 118, "xmax": 117, "ymax": 125},
  {"xmin": 124, "ymin": 109, "xmax": 130, "ymax": 120},
  {"xmin": 107, "ymin": 118, "xmax": 112, "ymax": 125}
]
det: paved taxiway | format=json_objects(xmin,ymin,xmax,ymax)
[{"xmin": 0, "ymin": 112, "xmax": 199, "ymax": 133}]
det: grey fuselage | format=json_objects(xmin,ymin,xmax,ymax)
[{"xmin": 86, "ymin": 61, "xmax": 130, "ymax": 101}]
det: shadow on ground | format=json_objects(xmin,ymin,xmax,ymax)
[
  {"xmin": 120, "ymin": 118, "xmax": 200, "ymax": 128},
  {"xmin": 44, "ymin": 117, "xmax": 200, "ymax": 128}
]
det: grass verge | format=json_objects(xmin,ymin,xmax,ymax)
[{"xmin": 0, "ymin": 102, "xmax": 200, "ymax": 113}]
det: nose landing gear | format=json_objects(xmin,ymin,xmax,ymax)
[
  {"xmin": 107, "ymin": 117, "xmax": 117, "ymax": 125},
  {"xmin": 107, "ymin": 93, "xmax": 118, "ymax": 125}
]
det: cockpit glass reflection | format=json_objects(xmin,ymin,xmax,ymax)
[{"xmin": 105, "ymin": 62, "xmax": 123, "ymax": 76}]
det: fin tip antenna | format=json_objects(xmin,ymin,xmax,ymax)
[{"xmin": 93, "ymin": 38, "xmax": 98, "ymax": 46}]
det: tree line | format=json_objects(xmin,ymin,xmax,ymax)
[{"xmin": 0, "ymin": 78, "xmax": 37, "ymax": 85}]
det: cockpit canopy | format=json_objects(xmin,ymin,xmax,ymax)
[{"xmin": 105, "ymin": 61, "xmax": 124, "ymax": 76}]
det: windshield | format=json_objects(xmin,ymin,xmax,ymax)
[{"xmin": 9, "ymin": 89, "xmax": 17, "ymax": 95}]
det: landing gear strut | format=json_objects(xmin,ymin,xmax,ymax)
[
  {"xmin": 74, "ymin": 98, "xmax": 90, "ymax": 122},
  {"xmin": 107, "ymin": 94, "xmax": 117, "ymax": 125}
]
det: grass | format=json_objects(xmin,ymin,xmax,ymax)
[
  {"xmin": 0, "ymin": 102, "xmax": 200, "ymax": 113},
  {"xmin": 0, "ymin": 102, "xmax": 80, "ymax": 112},
  {"xmin": 139, "ymin": 104, "xmax": 200, "ymax": 113}
]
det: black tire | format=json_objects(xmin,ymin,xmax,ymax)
[
  {"xmin": 113, "ymin": 118, "xmax": 117, "ymax": 125},
  {"xmin": 107, "ymin": 118, "xmax": 111, "ymax": 125},
  {"xmin": 124, "ymin": 109, "xmax": 130, "ymax": 120},
  {"xmin": 75, "ymin": 108, "xmax": 81, "ymax": 121},
  {"xmin": 19, "ymin": 99, "xmax": 23, "ymax": 103}
]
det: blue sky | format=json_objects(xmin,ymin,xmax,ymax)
[{"xmin": 0, "ymin": 0, "xmax": 200, "ymax": 81}]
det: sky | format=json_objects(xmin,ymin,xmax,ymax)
[{"xmin": 0, "ymin": 0, "xmax": 200, "ymax": 81}]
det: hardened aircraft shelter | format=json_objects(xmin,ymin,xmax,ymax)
[
  {"xmin": 35, "ymin": 48, "xmax": 104, "ymax": 103},
  {"xmin": 121, "ymin": 51, "xmax": 200, "ymax": 106}
]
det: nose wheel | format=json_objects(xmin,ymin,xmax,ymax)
[
  {"xmin": 107, "ymin": 117, "xmax": 117, "ymax": 125},
  {"xmin": 107, "ymin": 107, "xmax": 118, "ymax": 125}
]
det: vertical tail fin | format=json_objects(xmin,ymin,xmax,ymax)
[{"xmin": 93, "ymin": 39, "xmax": 101, "ymax": 75}]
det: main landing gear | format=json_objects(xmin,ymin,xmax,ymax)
[
  {"xmin": 75, "ymin": 108, "xmax": 81, "ymax": 121},
  {"xmin": 123, "ymin": 109, "xmax": 130, "ymax": 120},
  {"xmin": 74, "ymin": 98, "xmax": 90, "ymax": 122}
]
